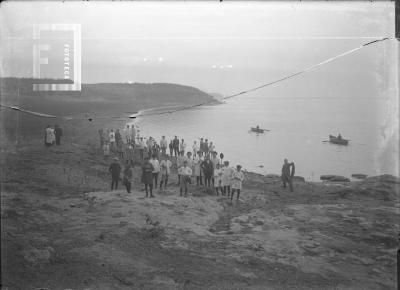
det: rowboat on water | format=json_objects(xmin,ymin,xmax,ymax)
[
  {"xmin": 251, "ymin": 127, "xmax": 265, "ymax": 133},
  {"xmin": 329, "ymin": 134, "xmax": 349, "ymax": 145},
  {"xmin": 250, "ymin": 127, "xmax": 268, "ymax": 133}
]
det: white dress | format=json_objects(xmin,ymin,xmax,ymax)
[
  {"xmin": 231, "ymin": 170, "xmax": 244, "ymax": 190},
  {"xmin": 49, "ymin": 128, "xmax": 55, "ymax": 144},
  {"xmin": 193, "ymin": 156, "xmax": 203, "ymax": 177},
  {"xmin": 150, "ymin": 159, "xmax": 160, "ymax": 173},
  {"xmin": 214, "ymin": 168, "xmax": 223, "ymax": 187},
  {"xmin": 192, "ymin": 143, "xmax": 199, "ymax": 154},
  {"xmin": 109, "ymin": 132, "xmax": 116, "ymax": 143},
  {"xmin": 45, "ymin": 128, "xmax": 53, "ymax": 144},
  {"xmin": 221, "ymin": 166, "xmax": 234, "ymax": 187}
]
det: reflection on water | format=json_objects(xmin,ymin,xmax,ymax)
[{"xmin": 131, "ymin": 96, "xmax": 396, "ymax": 181}]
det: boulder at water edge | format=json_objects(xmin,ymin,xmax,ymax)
[{"xmin": 320, "ymin": 175, "xmax": 350, "ymax": 182}]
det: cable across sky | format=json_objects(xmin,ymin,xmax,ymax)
[{"xmin": 0, "ymin": 37, "xmax": 390, "ymax": 120}]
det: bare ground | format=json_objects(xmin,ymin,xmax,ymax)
[{"xmin": 1, "ymin": 139, "xmax": 399, "ymax": 289}]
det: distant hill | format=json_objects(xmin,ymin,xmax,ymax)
[
  {"xmin": 0, "ymin": 78, "xmax": 220, "ymax": 139},
  {"xmin": 1, "ymin": 78, "xmax": 219, "ymax": 116}
]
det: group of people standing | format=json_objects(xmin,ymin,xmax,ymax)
[
  {"xmin": 44, "ymin": 125, "xmax": 63, "ymax": 146},
  {"xmin": 105, "ymin": 129, "xmax": 245, "ymax": 201},
  {"xmin": 99, "ymin": 124, "xmax": 137, "ymax": 162},
  {"xmin": 105, "ymin": 125, "xmax": 295, "ymax": 201},
  {"xmin": 139, "ymin": 152, "xmax": 244, "ymax": 201}
]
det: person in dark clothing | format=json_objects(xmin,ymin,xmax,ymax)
[
  {"xmin": 199, "ymin": 138, "xmax": 205, "ymax": 153},
  {"xmin": 172, "ymin": 136, "xmax": 180, "ymax": 157},
  {"xmin": 115, "ymin": 129, "xmax": 122, "ymax": 148},
  {"xmin": 201, "ymin": 156, "xmax": 214, "ymax": 187},
  {"xmin": 54, "ymin": 125, "xmax": 63, "ymax": 145},
  {"xmin": 141, "ymin": 157, "xmax": 155, "ymax": 197},
  {"xmin": 168, "ymin": 140, "xmax": 174, "ymax": 157},
  {"xmin": 152, "ymin": 142, "xmax": 160, "ymax": 160},
  {"xmin": 123, "ymin": 162, "xmax": 133, "ymax": 193},
  {"xmin": 204, "ymin": 139, "xmax": 209, "ymax": 157},
  {"xmin": 109, "ymin": 157, "xmax": 121, "ymax": 190},
  {"xmin": 98, "ymin": 129, "xmax": 105, "ymax": 148},
  {"xmin": 281, "ymin": 159, "xmax": 295, "ymax": 192}
]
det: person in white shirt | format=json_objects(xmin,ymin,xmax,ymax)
[
  {"xmin": 149, "ymin": 155, "xmax": 160, "ymax": 188},
  {"xmin": 176, "ymin": 151, "xmax": 186, "ymax": 185},
  {"xmin": 49, "ymin": 126, "xmax": 56, "ymax": 145},
  {"xmin": 221, "ymin": 161, "xmax": 234, "ymax": 196},
  {"xmin": 209, "ymin": 141, "xmax": 215, "ymax": 154},
  {"xmin": 185, "ymin": 152, "xmax": 194, "ymax": 169},
  {"xmin": 130, "ymin": 125, "xmax": 136, "ymax": 143},
  {"xmin": 44, "ymin": 125, "xmax": 53, "ymax": 146},
  {"xmin": 193, "ymin": 151, "xmax": 204, "ymax": 186},
  {"xmin": 211, "ymin": 151, "xmax": 221, "ymax": 187},
  {"xmin": 124, "ymin": 125, "xmax": 131, "ymax": 143},
  {"xmin": 213, "ymin": 163, "xmax": 223, "ymax": 195},
  {"xmin": 125, "ymin": 142, "xmax": 134, "ymax": 166},
  {"xmin": 160, "ymin": 136, "xmax": 168, "ymax": 156},
  {"xmin": 179, "ymin": 139, "xmax": 187, "ymax": 155},
  {"xmin": 178, "ymin": 160, "xmax": 192, "ymax": 197},
  {"xmin": 109, "ymin": 129, "xmax": 116, "ymax": 151},
  {"xmin": 192, "ymin": 141, "xmax": 199, "ymax": 157},
  {"xmin": 146, "ymin": 137, "xmax": 154, "ymax": 157},
  {"xmin": 138, "ymin": 137, "xmax": 146, "ymax": 160},
  {"xmin": 231, "ymin": 165, "xmax": 244, "ymax": 201},
  {"xmin": 159, "ymin": 154, "xmax": 172, "ymax": 191}
]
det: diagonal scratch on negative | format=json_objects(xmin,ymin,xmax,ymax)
[{"xmin": 0, "ymin": 37, "xmax": 391, "ymax": 120}]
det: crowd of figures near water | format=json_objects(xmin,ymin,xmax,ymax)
[{"xmin": 97, "ymin": 124, "xmax": 295, "ymax": 201}]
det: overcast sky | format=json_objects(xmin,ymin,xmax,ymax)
[{"xmin": 1, "ymin": 1, "xmax": 396, "ymax": 97}]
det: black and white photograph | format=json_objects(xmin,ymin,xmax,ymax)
[{"xmin": 0, "ymin": 1, "xmax": 399, "ymax": 289}]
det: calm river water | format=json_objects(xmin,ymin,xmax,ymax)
[{"xmin": 131, "ymin": 95, "xmax": 397, "ymax": 181}]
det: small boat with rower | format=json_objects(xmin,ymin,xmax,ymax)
[
  {"xmin": 250, "ymin": 125, "xmax": 269, "ymax": 133},
  {"xmin": 329, "ymin": 134, "xmax": 349, "ymax": 145}
]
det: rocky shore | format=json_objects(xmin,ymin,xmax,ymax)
[{"xmin": 1, "ymin": 138, "xmax": 399, "ymax": 289}]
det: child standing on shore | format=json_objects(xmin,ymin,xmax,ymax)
[
  {"xmin": 214, "ymin": 163, "xmax": 223, "ymax": 195},
  {"xmin": 138, "ymin": 137, "xmax": 145, "ymax": 160},
  {"xmin": 109, "ymin": 129, "xmax": 116, "ymax": 151},
  {"xmin": 169, "ymin": 140, "xmax": 174, "ymax": 156},
  {"xmin": 211, "ymin": 151, "xmax": 220, "ymax": 187},
  {"xmin": 159, "ymin": 155, "xmax": 172, "ymax": 191},
  {"xmin": 180, "ymin": 139, "xmax": 187, "ymax": 155},
  {"xmin": 204, "ymin": 139, "xmax": 209, "ymax": 156},
  {"xmin": 150, "ymin": 155, "xmax": 160, "ymax": 188},
  {"xmin": 192, "ymin": 141, "xmax": 199, "ymax": 157},
  {"xmin": 126, "ymin": 142, "xmax": 134, "ymax": 166},
  {"xmin": 209, "ymin": 141, "xmax": 215, "ymax": 154},
  {"xmin": 141, "ymin": 157, "xmax": 155, "ymax": 198},
  {"xmin": 199, "ymin": 138, "xmax": 205, "ymax": 153},
  {"xmin": 123, "ymin": 162, "xmax": 133, "ymax": 193},
  {"xmin": 117, "ymin": 140, "xmax": 124, "ymax": 159},
  {"xmin": 193, "ymin": 151, "xmax": 203, "ymax": 186},
  {"xmin": 173, "ymin": 136, "xmax": 180, "ymax": 157},
  {"xmin": 160, "ymin": 136, "xmax": 168, "ymax": 156},
  {"xmin": 231, "ymin": 165, "xmax": 244, "ymax": 201},
  {"xmin": 221, "ymin": 161, "xmax": 234, "ymax": 196},
  {"xmin": 201, "ymin": 156, "xmax": 213, "ymax": 188},
  {"xmin": 176, "ymin": 151, "xmax": 186, "ymax": 184},
  {"xmin": 178, "ymin": 160, "xmax": 192, "ymax": 197}
]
